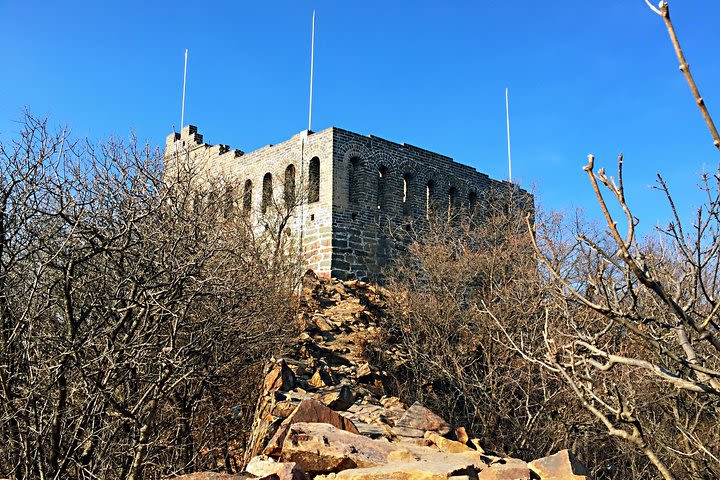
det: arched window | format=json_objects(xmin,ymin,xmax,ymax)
[
  {"xmin": 468, "ymin": 190, "xmax": 478, "ymax": 212},
  {"xmin": 243, "ymin": 180, "xmax": 252, "ymax": 215},
  {"xmin": 448, "ymin": 187, "xmax": 458, "ymax": 218},
  {"xmin": 224, "ymin": 185, "xmax": 234, "ymax": 219},
  {"xmin": 308, "ymin": 157, "xmax": 320, "ymax": 203},
  {"xmin": 262, "ymin": 173, "xmax": 273, "ymax": 214},
  {"xmin": 348, "ymin": 156, "xmax": 361, "ymax": 204},
  {"xmin": 402, "ymin": 173, "xmax": 412, "ymax": 215},
  {"xmin": 284, "ymin": 164, "xmax": 296, "ymax": 208},
  {"xmin": 425, "ymin": 180, "xmax": 434, "ymax": 220},
  {"xmin": 377, "ymin": 166, "xmax": 388, "ymax": 211}
]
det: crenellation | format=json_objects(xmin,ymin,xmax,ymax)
[{"xmin": 164, "ymin": 124, "xmax": 531, "ymax": 281}]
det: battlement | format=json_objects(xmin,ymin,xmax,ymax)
[
  {"xmin": 165, "ymin": 125, "xmax": 244, "ymax": 158},
  {"xmin": 163, "ymin": 124, "xmax": 531, "ymax": 280}
]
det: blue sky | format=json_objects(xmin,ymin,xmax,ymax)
[{"xmin": 2, "ymin": 1, "xmax": 719, "ymax": 235}]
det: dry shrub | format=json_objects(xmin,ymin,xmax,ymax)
[{"xmin": 0, "ymin": 114, "xmax": 300, "ymax": 479}]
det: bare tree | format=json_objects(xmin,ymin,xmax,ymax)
[
  {"xmin": 0, "ymin": 114, "xmax": 300, "ymax": 479},
  {"xmin": 490, "ymin": 3, "xmax": 720, "ymax": 478}
]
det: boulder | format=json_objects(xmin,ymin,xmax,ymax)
[
  {"xmin": 173, "ymin": 474, "xmax": 255, "ymax": 480},
  {"xmin": 309, "ymin": 367, "xmax": 337, "ymax": 388},
  {"xmin": 264, "ymin": 361, "xmax": 296, "ymax": 393},
  {"xmin": 314, "ymin": 449, "xmax": 485, "ymax": 480},
  {"xmin": 281, "ymin": 422, "xmax": 398, "ymax": 473},
  {"xmin": 424, "ymin": 432, "xmax": 474, "ymax": 454},
  {"xmin": 527, "ymin": 450, "xmax": 591, "ymax": 480},
  {"xmin": 281, "ymin": 422, "xmax": 486, "ymax": 477},
  {"xmin": 322, "ymin": 386, "xmax": 355, "ymax": 411},
  {"xmin": 395, "ymin": 403, "xmax": 451, "ymax": 436},
  {"xmin": 246, "ymin": 456, "xmax": 309, "ymax": 480},
  {"xmin": 477, "ymin": 459, "xmax": 530, "ymax": 480},
  {"xmin": 264, "ymin": 399, "xmax": 359, "ymax": 456}
]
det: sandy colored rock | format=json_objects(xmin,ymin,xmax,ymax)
[
  {"xmin": 308, "ymin": 367, "xmax": 336, "ymax": 388},
  {"xmin": 322, "ymin": 386, "xmax": 355, "ymax": 411},
  {"xmin": 281, "ymin": 422, "xmax": 398, "ymax": 473},
  {"xmin": 264, "ymin": 360, "xmax": 296, "ymax": 393},
  {"xmin": 173, "ymin": 474, "xmax": 254, "ymax": 480},
  {"xmin": 264, "ymin": 399, "xmax": 359, "ymax": 456},
  {"xmin": 315, "ymin": 454, "xmax": 482, "ymax": 480},
  {"xmin": 527, "ymin": 449, "xmax": 591, "ymax": 480},
  {"xmin": 424, "ymin": 432, "xmax": 474, "ymax": 454},
  {"xmin": 246, "ymin": 456, "xmax": 308, "ymax": 480},
  {"xmin": 395, "ymin": 402, "xmax": 451, "ymax": 436},
  {"xmin": 454, "ymin": 427, "xmax": 469, "ymax": 445},
  {"xmin": 477, "ymin": 459, "xmax": 530, "ymax": 480}
]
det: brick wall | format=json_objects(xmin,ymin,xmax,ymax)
[{"xmin": 163, "ymin": 125, "xmax": 531, "ymax": 281}]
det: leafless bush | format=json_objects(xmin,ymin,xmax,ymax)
[
  {"xmin": 0, "ymin": 114, "xmax": 300, "ymax": 479},
  {"xmin": 373, "ymin": 190, "xmax": 577, "ymax": 458}
]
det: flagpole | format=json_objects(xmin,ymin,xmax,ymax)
[
  {"xmin": 308, "ymin": 11, "xmax": 316, "ymax": 132},
  {"xmin": 181, "ymin": 48, "xmax": 188, "ymax": 131},
  {"xmin": 505, "ymin": 87, "xmax": 512, "ymax": 183}
]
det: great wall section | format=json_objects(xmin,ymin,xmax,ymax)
[{"xmin": 165, "ymin": 126, "xmax": 531, "ymax": 281}]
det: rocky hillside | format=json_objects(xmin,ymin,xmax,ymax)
[{"xmin": 179, "ymin": 274, "xmax": 591, "ymax": 480}]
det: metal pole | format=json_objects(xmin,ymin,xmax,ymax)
[
  {"xmin": 308, "ymin": 11, "xmax": 315, "ymax": 132},
  {"xmin": 505, "ymin": 87, "xmax": 512, "ymax": 183},
  {"xmin": 181, "ymin": 49, "xmax": 188, "ymax": 131}
]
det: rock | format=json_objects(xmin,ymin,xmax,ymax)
[
  {"xmin": 264, "ymin": 361, "xmax": 296, "ymax": 393},
  {"xmin": 380, "ymin": 396, "xmax": 408, "ymax": 410},
  {"xmin": 284, "ymin": 422, "xmax": 486, "ymax": 478},
  {"xmin": 312, "ymin": 314, "xmax": 336, "ymax": 332},
  {"xmin": 308, "ymin": 367, "xmax": 336, "ymax": 388},
  {"xmin": 454, "ymin": 427, "xmax": 469, "ymax": 445},
  {"xmin": 246, "ymin": 456, "xmax": 309, "ymax": 480},
  {"xmin": 356, "ymin": 362, "xmax": 372, "ymax": 380},
  {"xmin": 173, "ymin": 474, "xmax": 254, "ymax": 480},
  {"xmin": 264, "ymin": 399, "xmax": 359, "ymax": 456},
  {"xmin": 477, "ymin": 459, "xmax": 530, "ymax": 480},
  {"xmin": 390, "ymin": 426, "xmax": 425, "ymax": 438},
  {"xmin": 322, "ymin": 386, "xmax": 355, "ymax": 411},
  {"xmin": 315, "ymin": 452, "xmax": 484, "ymax": 479},
  {"xmin": 424, "ymin": 431, "xmax": 474, "ymax": 454},
  {"xmin": 395, "ymin": 402, "xmax": 451, "ymax": 436},
  {"xmin": 527, "ymin": 450, "xmax": 591, "ymax": 480},
  {"xmin": 281, "ymin": 422, "xmax": 398, "ymax": 473}
]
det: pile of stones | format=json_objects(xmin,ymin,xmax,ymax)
[{"xmin": 179, "ymin": 274, "xmax": 591, "ymax": 480}]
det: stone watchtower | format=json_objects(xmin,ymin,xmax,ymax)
[{"xmin": 165, "ymin": 125, "xmax": 530, "ymax": 280}]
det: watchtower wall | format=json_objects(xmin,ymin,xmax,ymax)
[
  {"xmin": 329, "ymin": 128, "xmax": 521, "ymax": 280},
  {"xmin": 164, "ymin": 125, "xmax": 336, "ymax": 277}
]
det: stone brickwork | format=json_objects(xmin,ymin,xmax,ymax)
[{"xmin": 164, "ymin": 125, "xmax": 530, "ymax": 280}]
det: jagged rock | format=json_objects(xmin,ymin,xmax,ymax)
[
  {"xmin": 173, "ymin": 474, "xmax": 255, "ymax": 480},
  {"xmin": 264, "ymin": 399, "xmax": 359, "ymax": 456},
  {"xmin": 264, "ymin": 361, "xmax": 296, "ymax": 393},
  {"xmin": 246, "ymin": 456, "xmax": 309, "ymax": 480},
  {"xmin": 281, "ymin": 422, "xmax": 397, "ymax": 473},
  {"xmin": 391, "ymin": 426, "xmax": 425, "ymax": 438},
  {"xmin": 312, "ymin": 314, "xmax": 336, "ymax": 332},
  {"xmin": 322, "ymin": 386, "xmax": 355, "ymax": 411},
  {"xmin": 395, "ymin": 402, "xmax": 451, "ymax": 436},
  {"xmin": 477, "ymin": 459, "xmax": 530, "ymax": 480},
  {"xmin": 356, "ymin": 363, "xmax": 372, "ymax": 379},
  {"xmin": 454, "ymin": 427, "xmax": 469, "ymax": 445},
  {"xmin": 308, "ymin": 367, "xmax": 337, "ymax": 388},
  {"xmin": 424, "ymin": 431, "xmax": 474, "ymax": 454},
  {"xmin": 380, "ymin": 396, "xmax": 408, "ymax": 410},
  {"xmin": 282, "ymin": 422, "xmax": 486, "ymax": 478},
  {"xmin": 527, "ymin": 450, "xmax": 591, "ymax": 480},
  {"xmin": 313, "ymin": 448, "xmax": 485, "ymax": 480}
]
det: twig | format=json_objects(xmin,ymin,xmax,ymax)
[{"xmin": 648, "ymin": 1, "xmax": 720, "ymax": 150}]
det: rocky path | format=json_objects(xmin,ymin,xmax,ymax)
[{"xmin": 180, "ymin": 275, "xmax": 591, "ymax": 480}]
